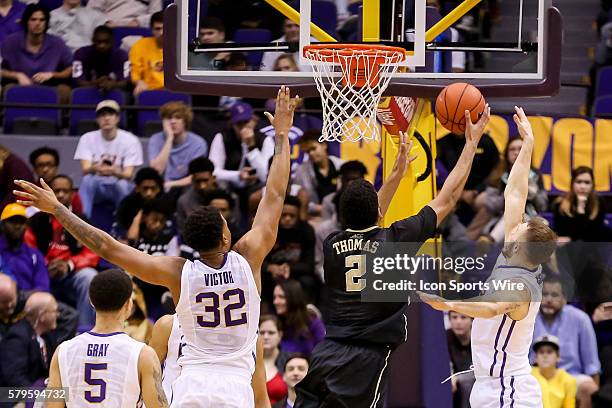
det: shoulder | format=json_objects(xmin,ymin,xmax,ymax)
[
  {"xmin": 564, "ymin": 305, "xmax": 592, "ymax": 324},
  {"xmin": 118, "ymin": 129, "xmax": 141, "ymax": 143},
  {"xmin": 329, "ymin": 155, "xmax": 344, "ymax": 167},
  {"xmin": 149, "ymin": 132, "xmax": 164, "ymax": 143},
  {"xmin": 2, "ymin": 32, "xmax": 23, "ymax": 50},
  {"xmin": 79, "ymin": 130, "xmax": 99, "ymax": 141},
  {"xmin": 6, "ymin": 319, "xmax": 31, "ymax": 337},
  {"xmin": 138, "ymin": 344, "xmax": 160, "ymax": 369},
  {"xmin": 558, "ymin": 368, "xmax": 577, "ymax": 385},
  {"xmin": 188, "ymin": 132, "xmax": 207, "ymax": 145},
  {"xmin": 73, "ymin": 46, "xmax": 91, "ymax": 59},
  {"xmin": 112, "ymin": 47, "xmax": 129, "ymax": 60},
  {"xmin": 45, "ymin": 33, "xmax": 68, "ymax": 47}
]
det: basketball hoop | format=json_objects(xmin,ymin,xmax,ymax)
[{"xmin": 303, "ymin": 44, "xmax": 406, "ymax": 143}]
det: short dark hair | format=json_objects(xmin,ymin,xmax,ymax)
[
  {"xmin": 226, "ymin": 52, "xmax": 249, "ymax": 69},
  {"xmin": 284, "ymin": 352, "xmax": 310, "ymax": 371},
  {"xmin": 284, "ymin": 195, "xmax": 301, "ymax": 209},
  {"xmin": 339, "ymin": 160, "xmax": 368, "ymax": 177},
  {"xmin": 150, "ymin": 11, "xmax": 164, "ymax": 28},
  {"xmin": 183, "ymin": 206, "xmax": 224, "ymax": 252},
  {"xmin": 89, "ymin": 269, "xmax": 133, "ymax": 312},
  {"xmin": 188, "ymin": 157, "xmax": 215, "ymax": 175},
  {"xmin": 134, "ymin": 167, "xmax": 163, "ymax": 189},
  {"xmin": 205, "ymin": 189, "xmax": 235, "ymax": 210},
  {"xmin": 21, "ymin": 4, "xmax": 50, "ymax": 32},
  {"xmin": 298, "ymin": 129, "xmax": 324, "ymax": 147},
  {"xmin": 141, "ymin": 196, "xmax": 172, "ymax": 218},
  {"xmin": 93, "ymin": 25, "xmax": 113, "ymax": 39},
  {"xmin": 339, "ymin": 179, "xmax": 379, "ymax": 230},
  {"xmin": 50, "ymin": 174, "xmax": 73, "ymax": 188},
  {"xmin": 200, "ymin": 17, "xmax": 225, "ymax": 33},
  {"xmin": 29, "ymin": 146, "xmax": 59, "ymax": 168}
]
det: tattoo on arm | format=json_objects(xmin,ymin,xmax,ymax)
[
  {"xmin": 274, "ymin": 134, "xmax": 284, "ymax": 155},
  {"xmin": 153, "ymin": 367, "xmax": 169, "ymax": 408},
  {"xmin": 55, "ymin": 204, "xmax": 106, "ymax": 253}
]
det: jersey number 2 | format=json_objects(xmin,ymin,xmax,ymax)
[
  {"xmin": 84, "ymin": 363, "xmax": 107, "ymax": 403},
  {"xmin": 196, "ymin": 288, "xmax": 247, "ymax": 328},
  {"xmin": 345, "ymin": 254, "xmax": 366, "ymax": 292}
]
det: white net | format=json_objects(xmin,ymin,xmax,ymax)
[{"xmin": 303, "ymin": 45, "xmax": 405, "ymax": 143}]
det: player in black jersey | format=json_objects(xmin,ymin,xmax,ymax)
[{"xmin": 294, "ymin": 106, "xmax": 491, "ymax": 408}]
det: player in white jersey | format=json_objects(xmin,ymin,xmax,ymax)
[
  {"xmin": 45, "ymin": 269, "xmax": 167, "ymax": 408},
  {"xmin": 420, "ymin": 107, "xmax": 557, "ymax": 408},
  {"xmin": 17, "ymin": 86, "xmax": 297, "ymax": 408}
]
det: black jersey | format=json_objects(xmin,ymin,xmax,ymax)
[{"xmin": 322, "ymin": 205, "xmax": 437, "ymax": 347}]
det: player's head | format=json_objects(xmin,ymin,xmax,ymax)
[
  {"xmin": 259, "ymin": 315, "xmax": 283, "ymax": 352},
  {"xmin": 339, "ymin": 179, "xmax": 380, "ymax": 230},
  {"xmin": 183, "ymin": 206, "xmax": 231, "ymax": 255},
  {"xmin": 283, "ymin": 353, "xmax": 309, "ymax": 389},
  {"xmin": 540, "ymin": 275, "xmax": 566, "ymax": 318},
  {"xmin": 89, "ymin": 269, "xmax": 134, "ymax": 319},
  {"xmin": 502, "ymin": 217, "xmax": 556, "ymax": 267},
  {"xmin": 532, "ymin": 335, "xmax": 560, "ymax": 369},
  {"xmin": 448, "ymin": 311, "xmax": 473, "ymax": 337}
]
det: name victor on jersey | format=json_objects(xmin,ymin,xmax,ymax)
[
  {"xmin": 203, "ymin": 271, "xmax": 235, "ymax": 286},
  {"xmin": 332, "ymin": 238, "xmax": 380, "ymax": 255}
]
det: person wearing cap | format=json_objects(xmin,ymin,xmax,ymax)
[
  {"xmin": 531, "ymin": 335, "xmax": 577, "ymax": 408},
  {"xmin": 74, "ymin": 99, "xmax": 143, "ymax": 219}
]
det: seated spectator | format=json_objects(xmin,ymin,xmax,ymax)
[
  {"xmin": 129, "ymin": 11, "xmax": 164, "ymax": 96},
  {"xmin": 533, "ymin": 276, "xmax": 601, "ymax": 408},
  {"xmin": 0, "ymin": 204, "xmax": 49, "ymax": 292},
  {"xmin": 74, "ymin": 100, "xmax": 143, "ymax": 218},
  {"xmin": 261, "ymin": 19, "xmax": 302, "ymax": 71},
  {"xmin": 274, "ymin": 54, "xmax": 299, "ymax": 72},
  {"xmin": 0, "ymin": 0, "xmax": 26, "ymax": 43},
  {"xmin": 204, "ymin": 189, "xmax": 244, "ymax": 246},
  {"xmin": 72, "ymin": 25, "xmax": 130, "ymax": 92},
  {"xmin": 0, "ymin": 4, "xmax": 73, "ymax": 103},
  {"xmin": 0, "ymin": 292, "xmax": 57, "ymax": 388},
  {"xmin": 531, "ymin": 335, "xmax": 577, "ymax": 408},
  {"xmin": 188, "ymin": 17, "xmax": 230, "ymax": 70},
  {"xmin": 321, "ymin": 160, "xmax": 368, "ymax": 220},
  {"xmin": 29, "ymin": 146, "xmax": 82, "ymax": 213},
  {"xmin": 272, "ymin": 280, "xmax": 325, "ymax": 356},
  {"xmin": 294, "ymin": 130, "xmax": 344, "ymax": 217},
  {"xmin": 264, "ymin": 197, "xmax": 317, "ymax": 303},
  {"xmin": 446, "ymin": 311, "xmax": 475, "ymax": 408},
  {"xmin": 314, "ymin": 188, "xmax": 343, "ymax": 281},
  {"xmin": 0, "ymin": 273, "xmax": 25, "ymax": 343},
  {"xmin": 553, "ymin": 166, "xmax": 612, "ymax": 242},
  {"xmin": 0, "ymin": 144, "xmax": 35, "ymax": 212},
  {"xmin": 124, "ymin": 280, "xmax": 153, "ymax": 342},
  {"xmin": 176, "ymin": 157, "xmax": 217, "ymax": 235},
  {"xmin": 127, "ymin": 197, "xmax": 178, "ymax": 257},
  {"xmin": 25, "ymin": 175, "xmax": 98, "ymax": 329},
  {"xmin": 149, "ymin": 102, "xmax": 208, "ymax": 193},
  {"xmin": 48, "ymin": 0, "xmax": 106, "ymax": 53},
  {"xmin": 114, "ymin": 167, "xmax": 165, "ymax": 240},
  {"xmin": 273, "ymin": 353, "xmax": 310, "ymax": 408},
  {"xmin": 260, "ymin": 315, "xmax": 289, "ymax": 405},
  {"xmin": 87, "ymin": 0, "xmax": 161, "ymax": 28}
]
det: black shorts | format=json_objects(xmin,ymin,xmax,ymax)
[{"xmin": 294, "ymin": 339, "xmax": 393, "ymax": 408}]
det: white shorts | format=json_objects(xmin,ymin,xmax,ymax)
[
  {"xmin": 470, "ymin": 374, "xmax": 543, "ymax": 408},
  {"xmin": 169, "ymin": 367, "xmax": 254, "ymax": 408}
]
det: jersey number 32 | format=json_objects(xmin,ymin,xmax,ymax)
[{"xmin": 196, "ymin": 288, "xmax": 247, "ymax": 328}]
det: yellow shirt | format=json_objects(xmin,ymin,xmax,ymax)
[
  {"xmin": 531, "ymin": 367, "xmax": 577, "ymax": 408},
  {"xmin": 129, "ymin": 37, "xmax": 164, "ymax": 90}
]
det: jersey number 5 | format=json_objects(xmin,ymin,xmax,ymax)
[
  {"xmin": 196, "ymin": 288, "xmax": 247, "ymax": 328},
  {"xmin": 84, "ymin": 363, "xmax": 107, "ymax": 403},
  {"xmin": 345, "ymin": 254, "xmax": 366, "ymax": 292}
]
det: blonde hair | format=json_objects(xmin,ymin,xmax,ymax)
[{"xmin": 159, "ymin": 101, "xmax": 193, "ymax": 129}]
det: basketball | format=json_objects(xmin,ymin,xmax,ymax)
[{"xmin": 435, "ymin": 82, "xmax": 486, "ymax": 134}]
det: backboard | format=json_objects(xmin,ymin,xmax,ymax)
[{"xmin": 164, "ymin": 0, "xmax": 561, "ymax": 98}]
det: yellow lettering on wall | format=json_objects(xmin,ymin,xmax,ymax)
[
  {"xmin": 484, "ymin": 115, "xmax": 509, "ymax": 155},
  {"xmin": 552, "ymin": 118, "xmax": 593, "ymax": 192},
  {"xmin": 594, "ymin": 119, "xmax": 612, "ymax": 192}
]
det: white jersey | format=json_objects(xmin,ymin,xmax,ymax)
[
  {"xmin": 176, "ymin": 251, "xmax": 260, "ymax": 377},
  {"xmin": 58, "ymin": 331, "xmax": 144, "ymax": 407},
  {"xmin": 162, "ymin": 314, "xmax": 183, "ymax": 402},
  {"xmin": 472, "ymin": 255, "xmax": 543, "ymax": 379}
]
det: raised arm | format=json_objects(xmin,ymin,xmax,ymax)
[
  {"xmin": 14, "ymin": 179, "xmax": 184, "ymax": 300},
  {"xmin": 428, "ymin": 105, "xmax": 491, "ymax": 227},
  {"xmin": 138, "ymin": 345, "xmax": 169, "ymax": 408},
  {"xmin": 377, "ymin": 131, "xmax": 416, "ymax": 218},
  {"xmin": 234, "ymin": 86, "xmax": 297, "ymax": 290},
  {"xmin": 504, "ymin": 106, "xmax": 535, "ymax": 240}
]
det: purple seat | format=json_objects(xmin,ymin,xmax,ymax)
[
  {"xmin": 593, "ymin": 95, "xmax": 612, "ymax": 116},
  {"xmin": 3, "ymin": 85, "xmax": 60, "ymax": 134},
  {"xmin": 39, "ymin": 0, "xmax": 63, "ymax": 11},
  {"xmin": 348, "ymin": 1, "xmax": 362, "ymax": 15},
  {"xmin": 70, "ymin": 87, "xmax": 127, "ymax": 135},
  {"xmin": 595, "ymin": 66, "xmax": 612, "ymax": 98},
  {"xmin": 136, "ymin": 90, "xmax": 191, "ymax": 136},
  {"xmin": 233, "ymin": 29, "xmax": 272, "ymax": 69},
  {"xmin": 311, "ymin": 0, "xmax": 338, "ymax": 36},
  {"xmin": 112, "ymin": 27, "xmax": 152, "ymax": 49}
]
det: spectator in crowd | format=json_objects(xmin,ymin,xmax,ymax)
[
  {"xmin": 0, "ymin": 204, "xmax": 49, "ymax": 293},
  {"xmin": 176, "ymin": 157, "xmax": 217, "ymax": 235},
  {"xmin": 272, "ymin": 280, "xmax": 325, "ymax": 356},
  {"xmin": 0, "ymin": 4, "xmax": 73, "ymax": 103},
  {"xmin": 188, "ymin": 17, "xmax": 230, "ymax": 70},
  {"xmin": 261, "ymin": 19, "xmax": 302, "ymax": 71},
  {"xmin": 74, "ymin": 100, "xmax": 143, "ymax": 218},
  {"xmin": 0, "ymin": 0, "xmax": 26, "ymax": 43},
  {"xmin": 87, "ymin": 0, "xmax": 161, "ymax": 27},
  {"xmin": 204, "ymin": 189, "xmax": 244, "ymax": 246},
  {"xmin": 553, "ymin": 166, "xmax": 611, "ymax": 242},
  {"xmin": 0, "ymin": 273, "xmax": 25, "ymax": 343},
  {"xmin": 314, "ymin": 188, "xmax": 343, "ymax": 281},
  {"xmin": 129, "ymin": 11, "xmax": 164, "ymax": 96},
  {"xmin": 124, "ymin": 280, "xmax": 153, "ymax": 342},
  {"xmin": 0, "ymin": 145, "xmax": 35, "ymax": 212},
  {"xmin": 25, "ymin": 175, "xmax": 98, "ymax": 329},
  {"xmin": 72, "ymin": 25, "xmax": 130, "ymax": 92},
  {"xmin": 532, "ymin": 276, "xmax": 601, "ymax": 408},
  {"xmin": 149, "ymin": 102, "xmax": 208, "ymax": 193},
  {"xmin": 29, "ymin": 146, "xmax": 83, "ymax": 213},
  {"xmin": 294, "ymin": 130, "xmax": 344, "ymax": 217},
  {"xmin": 0, "ymin": 292, "xmax": 58, "ymax": 388},
  {"xmin": 273, "ymin": 353, "xmax": 310, "ymax": 408},
  {"xmin": 531, "ymin": 335, "xmax": 577, "ymax": 408},
  {"xmin": 114, "ymin": 167, "xmax": 165, "ymax": 240},
  {"xmin": 264, "ymin": 197, "xmax": 317, "ymax": 303},
  {"xmin": 446, "ymin": 311, "xmax": 475, "ymax": 408},
  {"xmin": 127, "ymin": 197, "xmax": 178, "ymax": 257},
  {"xmin": 321, "ymin": 160, "xmax": 368, "ymax": 220},
  {"xmin": 260, "ymin": 315, "xmax": 289, "ymax": 405},
  {"xmin": 48, "ymin": 0, "xmax": 106, "ymax": 53},
  {"xmin": 274, "ymin": 54, "xmax": 299, "ymax": 72}
]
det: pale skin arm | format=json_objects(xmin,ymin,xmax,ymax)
[
  {"xmin": 138, "ymin": 345, "xmax": 169, "ymax": 408},
  {"xmin": 148, "ymin": 314, "xmax": 173, "ymax": 363},
  {"xmin": 44, "ymin": 349, "xmax": 65, "ymax": 408},
  {"xmin": 234, "ymin": 86, "xmax": 298, "ymax": 293},
  {"xmin": 149, "ymin": 120, "xmax": 174, "ymax": 174},
  {"xmin": 252, "ymin": 337, "xmax": 272, "ymax": 408},
  {"xmin": 14, "ymin": 179, "xmax": 184, "ymax": 301},
  {"xmin": 377, "ymin": 131, "xmax": 416, "ymax": 219}
]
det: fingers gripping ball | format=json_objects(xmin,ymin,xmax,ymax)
[{"xmin": 435, "ymin": 83, "xmax": 486, "ymax": 134}]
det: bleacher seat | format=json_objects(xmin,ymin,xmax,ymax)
[
  {"xmin": 289, "ymin": 0, "xmax": 338, "ymax": 38},
  {"xmin": 39, "ymin": 0, "xmax": 63, "ymax": 11},
  {"xmin": 348, "ymin": 1, "xmax": 362, "ymax": 15},
  {"xmin": 4, "ymin": 86, "xmax": 60, "ymax": 134},
  {"xmin": 595, "ymin": 66, "xmax": 612, "ymax": 99},
  {"xmin": 112, "ymin": 27, "xmax": 152, "ymax": 50},
  {"xmin": 233, "ymin": 29, "xmax": 272, "ymax": 68},
  {"xmin": 136, "ymin": 90, "xmax": 191, "ymax": 136},
  {"xmin": 70, "ymin": 87, "xmax": 127, "ymax": 135},
  {"xmin": 592, "ymin": 95, "xmax": 612, "ymax": 116}
]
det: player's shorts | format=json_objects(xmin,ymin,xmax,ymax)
[
  {"xmin": 169, "ymin": 365, "xmax": 254, "ymax": 408},
  {"xmin": 295, "ymin": 338, "xmax": 393, "ymax": 408},
  {"xmin": 470, "ymin": 374, "xmax": 543, "ymax": 408}
]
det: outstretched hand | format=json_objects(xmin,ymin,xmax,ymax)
[
  {"xmin": 512, "ymin": 106, "xmax": 534, "ymax": 143},
  {"xmin": 264, "ymin": 85, "xmax": 299, "ymax": 136},
  {"xmin": 417, "ymin": 291, "xmax": 452, "ymax": 312},
  {"xmin": 14, "ymin": 179, "xmax": 60, "ymax": 214},
  {"xmin": 464, "ymin": 103, "xmax": 491, "ymax": 150},
  {"xmin": 391, "ymin": 131, "xmax": 418, "ymax": 178}
]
